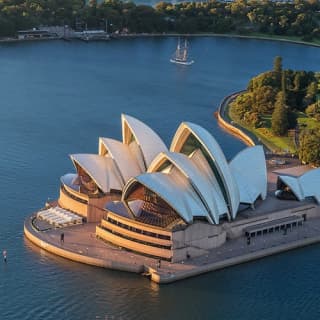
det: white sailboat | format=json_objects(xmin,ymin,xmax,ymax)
[{"xmin": 170, "ymin": 38, "xmax": 194, "ymax": 65}]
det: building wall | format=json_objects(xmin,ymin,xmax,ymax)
[
  {"xmin": 107, "ymin": 211, "xmax": 172, "ymax": 237},
  {"xmin": 87, "ymin": 194, "xmax": 120, "ymax": 222},
  {"xmin": 100, "ymin": 218, "xmax": 171, "ymax": 247},
  {"xmin": 171, "ymin": 222, "xmax": 227, "ymax": 262},
  {"xmin": 95, "ymin": 204, "xmax": 320, "ymax": 263},
  {"xmin": 224, "ymin": 203, "xmax": 320, "ymax": 239},
  {"xmin": 97, "ymin": 210, "xmax": 227, "ymax": 262},
  {"xmin": 96, "ymin": 210, "xmax": 173, "ymax": 260},
  {"xmin": 58, "ymin": 186, "xmax": 88, "ymax": 217},
  {"xmin": 58, "ymin": 185, "xmax": 121, "ymax": 222},
  {"xmin": 96, "ymin": 226, "xmax": 172, "ymax": 260}
]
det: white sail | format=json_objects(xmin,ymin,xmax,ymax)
[{"xmin": 170, "ymin": 38, "xmax": 194, "ymax": 66}]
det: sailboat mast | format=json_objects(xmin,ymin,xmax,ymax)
[
  {"xmin": 170, "ymin": 37, "xmax": 194, "ymax": 65},
  {"xmin": 183, "ymin": 39, "xmax": 187, "ymax": 60}
]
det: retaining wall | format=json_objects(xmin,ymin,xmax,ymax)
[{"xmin": 217, "ymin": 92, "xmax": 257, "ymax": 147}]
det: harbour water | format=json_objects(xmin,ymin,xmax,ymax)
[{"xmin": 1, "ymin": 37, "xmax": 320, "ymax": 319}]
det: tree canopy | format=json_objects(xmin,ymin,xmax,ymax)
[
  {"xmin": 1, "ymin": 0, "xmax": 320, "ymax": 38},
  {"xmin": 233, "ymin": 57, "xmax": 317, "ymax": 126},
  {"xmin": 299, "ymin": 129, "xmax": 320, "ymax": 166},
  {"xmin": 230, "ymin": 56, "xmax": 320, "ymax": 165},
  {"xmin": 271, "ymin": 91, "xmax": 289, "ymax": 136}
]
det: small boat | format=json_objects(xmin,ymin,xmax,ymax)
[{"xmin": 170, "ymin": 38, "xmax": 194, "ymax": 65}]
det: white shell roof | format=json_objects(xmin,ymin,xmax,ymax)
[
  {"xmin": 278, "ymin": 175, "xmax": 304, "ymax": 200},
  {"xmin": 189, "ymin": 149, "xmax": 230, "ymax": 222},
  {"xmin": 128, "ymin": 140, "xmax": 146, "ymax": 172},
  {"xmin": 148, "ymin": 151, "xmax": 228, "ymax": 224},
  {"xmin": 99, "ymin": 137, "xmax": 142, "ymax": 183},
  {"xmin": 121, "ymin": 114, "xmax": 168, "ymax": 168},
  {"xmin": 123, "ymin": 171, "xmax": 209, "ymax": 224},
  {"xmin": 229, "ymin": 146, "xmax": 267, "ymax": 204},
  {"xmin": 280, "ymin": 168, "xmax": 320, "ymax": 203},
  {"xmin": 70, "ymin": 154, "xmax": 124, "ymax": 193},
  {"xmin": 170, "ymin": 122, "xmax": 240, "ymax": 219},
  {"xmin": 299, "ymin": 168, "xmax": 320, "ymax": 200}
]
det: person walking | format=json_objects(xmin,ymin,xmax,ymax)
[
  {"xmin": 60, "ymin": 233, "xmax": 64, "ymax": 244},
  {"xmin": 3, "ymin": 250, "xmax": 7, "ymax": 263}
]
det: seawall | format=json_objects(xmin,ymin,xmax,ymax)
[
  {"xmin": 24, "ymin": 216, "xmax": 145, "ymax": 274},
  {"xmin": 216, "ymin": 91, "xmax": 258, "ymax": 147},
  {"xmin": 25, "ymin": 204, "xmax": 320, "ymax": 284},
  {"xmin": 151, "ymin": 234, "xmax": 320, "ymax": 284}
]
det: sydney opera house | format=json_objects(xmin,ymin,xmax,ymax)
[{"xmin": 47, "ymin": 114, "xmax": 271, "ymax": 262}]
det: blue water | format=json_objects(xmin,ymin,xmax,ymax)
[{"xmin": 0, "ymin": 37, "xmax": 320, "ymax": 319}]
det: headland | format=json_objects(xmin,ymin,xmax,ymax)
[{"xmin": 24, "ymin": 113, "xmax": 320, "ymax": 284}]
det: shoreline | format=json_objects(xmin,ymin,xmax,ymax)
[
  {"xmin": 1, "ymin": 32, "xmax": 320, "ymax": 48},
  {"xmin": 216, "ymin": 91, "xmax": 262, "ymax": 149},
  {"xmin": 114, "ymin": 33, "xmax": 320, "ymax": 48},
  {"xmin": 217, "ymin": 91, "xmax": 300, "ymax": 155}
]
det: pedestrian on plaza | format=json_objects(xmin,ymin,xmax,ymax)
[
  {"xmin": 3, "ymin": 250, "xmax": 7, "ymax": 263},
  {"xmin": 60, "ymin": 232, "xmax": 64, "ymax": 244}
]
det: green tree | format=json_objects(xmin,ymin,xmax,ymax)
[
  {"xmin": 305, "ymin": 102, "xmax": 320, "ymax": 120},
  {"xmin": 231, "ymin": 92, "xmax": 253, "ymax": 120},
  {"xmin": 303, "ymin": 81, "xmax": 318, "ymax": 107},
  {"xmin": 273, "ymin": 56, "xmax": 282, "ymax": 73},
  {"xmin": 281, "ymin": 70, "xmax": 287, "ymax": 102},
  {"xmin": 251, "ymin": 85, "xmax": 277, "ymax": 113},
  {"xmin": 299, "ymin": 129, "xmax": 320, "ymax": 166},
  {"xmin": 243, "ymin": 111, "xmax": 261, "ymax": 127},
  {"xmin": 271, "ymin": 91, "xmax": 289, "ymax": 136}
]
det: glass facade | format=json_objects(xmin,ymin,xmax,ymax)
[{"xmin": 180, "ymin": 133, "xmax": 229, "ymax": 206}]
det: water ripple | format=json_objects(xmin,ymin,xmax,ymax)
[{"xmin": 1, "ymin": 39, "xmax": 320, "ymax": 320}]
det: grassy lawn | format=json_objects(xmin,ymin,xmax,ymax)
[
  {"xmin": 296, "ymin": 112, "xmax": 320, "ymax": 130},
  {"xmin": 229, "ymin": 104, "xmax": 320, "ymax": 154},
  {"xmin": 228, "ymin": 105, "xmax": 296, "ymax": 153},
  {"xmin": 253, "ymin": 126, "xmax": 296, "ymax": 153}
]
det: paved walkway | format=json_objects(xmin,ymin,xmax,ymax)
[
  {"xmin": 24, "ymin": 214, "xmax": 320, "ymax": 283},
  {"xmin": 25, "ymin": 216, "xmax": 159, "ymax": 272}
]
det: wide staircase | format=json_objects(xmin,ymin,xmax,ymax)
[{"xmin": 37, "ymin": 206, "xmax": 83, "ymax": 228}]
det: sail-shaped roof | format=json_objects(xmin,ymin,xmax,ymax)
[
  {"xmin": 70, "ymin": 154, "xmax": 123, "ymax": 193},
  {"xmin": 278, "ymin": 168, "xmax": 320, "ymax": 204},
  {"xmin": 189, "ymin": 149, "xmax": 229, "ymax": 222},
  {"xmin": 121, "ymin": 114, "xmax": 168, "ymax": 169},
  {"xmin": 149, "ymin": 151, "xmax": 228, "ymax": 224},
  {"xmin": 122, "ymin": 171, "xmax": 209, "ymax": 224},
  {"xmin": 278, "ymin": 175, "xmax": 303, "ymax": 200},
  {"xmin": 229, "ymin": 146, "xmax": 267, "ymax": 204},
  {"xmin": 299, "ymin": 168, "xmax": 320, "ymax": 201},
  {"xmin": 99, "ymin": 137, "xmax": 142, "ymax": 183},
  {"xmin": 63, "ymin": 115, "xmax": 271, "ymax": 225},
  {"xmin": 170, "ymin": 122, "xmax": 240, "ymax": 219}
]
